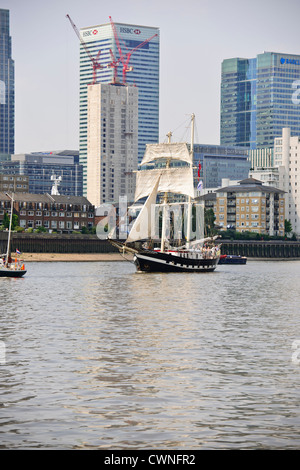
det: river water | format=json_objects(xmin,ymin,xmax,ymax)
[{"xmin": 0, "ymin": 259, "xmax": 299, "ymax": 449}]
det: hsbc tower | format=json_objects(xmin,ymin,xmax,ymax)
[{"xmin": 78, "ymin": 20, "xmax": 160, "ymax": 195}]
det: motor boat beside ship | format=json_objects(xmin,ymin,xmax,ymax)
[{"xmin": 218, "ymin": 254, "xmax": 247, "ymax": 265}]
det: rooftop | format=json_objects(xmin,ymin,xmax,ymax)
[
  {"xmin": 0, "ymin": 192, "xmax": 92, "ymax": 205},
  {"xmin": 216, "ymin": 177, "xmax": 285, "ymax": 194}
]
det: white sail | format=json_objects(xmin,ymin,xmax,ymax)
[
  {"xmin": 126, "ymin": 175, "xmax": 161, "ymax": 243},
  {"xmin": 134, "ymin": 166, "xmax": 194, "ymax": 202},
  {"xmin": 141, "ymin": 143, "xmax": 192, "ymax": 166}
]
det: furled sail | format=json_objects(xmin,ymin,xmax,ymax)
[
  {"xmin": 134, "ymin": 166, "xmax": 194, "ymax": 202},
  {"xmin": 141, "ymin": 143, "xmax": 192, "ymax": 166},
  {"xmin": 126, "ymin": 175, "xmax": 161, "ymax": 243}
]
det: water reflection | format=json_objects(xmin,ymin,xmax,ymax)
[{"xmin": 0, "ymin": 260, "xmax": 300, "ymax": 449}]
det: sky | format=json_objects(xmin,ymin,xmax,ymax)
[{"xmin": 2, "ymin": 0, "xmax": 300, "ymax": 153}]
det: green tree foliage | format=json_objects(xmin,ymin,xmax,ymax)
[
  {"xmin": 204, "ymin": 208, "xmax": 216, "ymax": 237},
  {"xmin": 284, "ymin": 219, "xmax": 293, "ymax": 235},
  {"xmin": 3, "ymin": 213, "xmax": 19, "ymax": 230}
]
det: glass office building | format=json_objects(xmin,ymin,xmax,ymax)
[
  {"xmin": 193, "ymin": 144, "xmax": 250, "ymax": 189},
  {"xmin": 221, "ymin": 52, "xmax": 300, "ymax": 149},
  {"xmin": 0, "ymin": 151, "xmax": 83, "ymax": 196},
  {"xmin": 78, "ymin": 20, "xmax": 160, "ymax": 194},
  {"xmin": 0, "ymin": 9, "xmax": 14, "ymax": 160}
]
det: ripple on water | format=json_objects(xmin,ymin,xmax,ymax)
[{"xmin": 0, "ymin": 260, "xmax": 300, "ymax": 449}]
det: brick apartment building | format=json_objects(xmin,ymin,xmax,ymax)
[{"xmin": 0, "ymin": 192, "xmax": 95, "ymax": 232}]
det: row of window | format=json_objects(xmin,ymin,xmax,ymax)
[
  {"xmin": 19, "ymin": 220, "xmax": 92, "ymax": 230},
  {"xmin": 18, "ymin": 210, "xmax": 93, "ymax": 218}
]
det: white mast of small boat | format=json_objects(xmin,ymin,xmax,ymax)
[{"xmin": 5, "ymin": 192, "xmax": 14, "ymax": 268}]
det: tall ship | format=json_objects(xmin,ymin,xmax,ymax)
[{"xmin": 109, "ymin": 114, "xmax": 221, "ymax": 272}]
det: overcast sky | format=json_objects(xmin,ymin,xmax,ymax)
[{"xmin": 3, "ymin": 0, "xmax": 300, "ymax": 153}]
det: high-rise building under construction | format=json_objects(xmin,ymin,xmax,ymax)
[{"xmin": 86, "ymin": 82, "xmax": 138, "ymax": 206}]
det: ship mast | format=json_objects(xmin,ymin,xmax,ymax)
[
  {"xmin": 186, "ymin": 113, "xmax": 195, "ymax": 249},
  {"xmin": 160, "ymin": 131, "xmax": 172, "ymax": 252}
]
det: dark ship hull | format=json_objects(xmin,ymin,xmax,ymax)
[
  {"xmin": 109, "ymin": 240, "xmax": 219, "ymax": 273},
  {"xmin": 0, "ymin": 268, "xmax": 27, "ymax": 278},
  {"xmin": 133, "ymin": 249, "xmax": 219, "ymax": 273}
]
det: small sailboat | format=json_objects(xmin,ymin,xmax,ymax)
[
  {"xmin": 0, "ymin": 193, "xmax": 26, "ymax": 278},
  {"xmin": 109, "ymin": 114, "xmax": 221, "ymax": 272}
]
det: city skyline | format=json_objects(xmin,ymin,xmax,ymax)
[{"xmin": 2, "ymin": 0, "xmax": 300, "ymax": 154}]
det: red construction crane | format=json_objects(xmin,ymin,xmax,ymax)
[
  {"xmin": 66, "ymin": 14, "xmax": 103, "ymax": 85},
  {"xmin": 107, "ymin": 16, "xmax": 125, "ymax": 83},
  {"xmin": 109, "ymin": 16, "xmax": 125, "ymax": 64},
  {"xmin": 108, "ymin": 50, "xmax": 122, "ymax": 84},
  {"xmin": 109, "ymin": 16, "xmax": 157, "ymax": 85}
]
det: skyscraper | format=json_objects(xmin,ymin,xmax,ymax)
[
  {"xmin": 220, "ymin": 51, "xmax": 300, "ymax": 149},
  {"xmin": 0, "ymin": 9, "xmax": 14, "ymax": 160},
  {"xmin": 87, "ymin": 83, "xmax": 138, "ymax": 206},
  {"xmin": 78, "ymin": 18, "xmax": 159, "ymax": 195}
]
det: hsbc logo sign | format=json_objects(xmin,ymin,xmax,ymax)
[
  {"xmin": 82, "ymin": 29, "xmax": 98, "ymax": 37},
  {"xmin": 120, "ymin": 27, "xmax": 141, "ymax": 34}
]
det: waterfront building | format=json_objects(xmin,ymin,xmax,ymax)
[
  {"xmin": 197, "ymin": 191, "xmax": 216, "ymax": 212},
  {"xmin": 0, "ymin": 151, "xmax": 83, "ymax": 196},
  {"xmin": 214, "ymin": 177, "xmax": 285, "ymax": 236},
  {"xmin": 0, "ymin": 174, "xmax": 29, "ymax": 193},
  {"xmin": 0, "ymin": 9, "xmax": 14, "ymax": 160},
  {"xmin": 78, "ymin": 19, "xmax": 159, "ymax": 194},
  {"xmin": 87, "ymin": 83, "xmax": 138, "ymax": 206},
  {"xmin": 221, "ymin": 51, "xmax": 300, "ymax": 149},
  {"xmin": 249, "ymin": 167, "xmax": 283, "ymax": 190},
  {"xmin": 273, "ymin": 127, "xmax": 300, "ymax": 236},
  {"xmin": 0, "ymin": 192, "xmax": 94, "ymax": 232}
]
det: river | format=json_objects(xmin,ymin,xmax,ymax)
[{"xmin": 0, "ymin": 259, "xmax": 299, "ymax": 449}]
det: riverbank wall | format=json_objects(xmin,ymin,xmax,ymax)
[
  {"xmin": 220, "ymin": 239, "xmax": 300, "ymax": 258},
  {"xmin": 0, "ymin": 232, "xmax": 300, "ymax": 258},
  {"xmin": 0, "ymin": 232, "xmax": 119, "ymax": 254}
]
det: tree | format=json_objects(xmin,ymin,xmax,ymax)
[
  {"xmin": 204, "ymin": 208, "xmax": 216, "ymax": 237},
  {"xmin": 3, "ymin": 212, "xmax": 19, "ymax": 231},
  {"xmin": 284, "ymin": 219, "xmax": 293, "ymax": 236}
]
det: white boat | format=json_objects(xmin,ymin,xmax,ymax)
[
  {"xmin": 0, "ymin": 193, "xmax": 26, "ymax": 278},
  {"xmin": 109, "ymin": 114, "xmax": 221, "ymax": 272}
]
